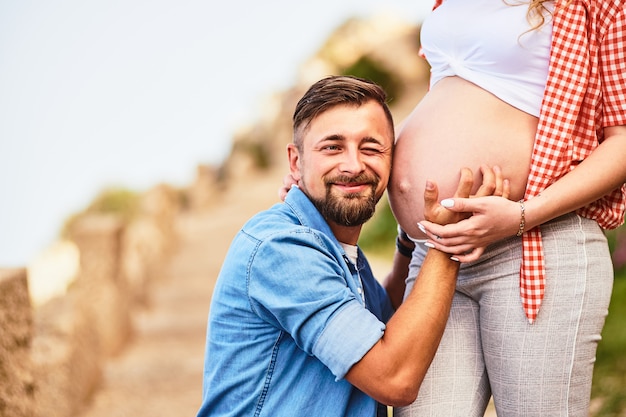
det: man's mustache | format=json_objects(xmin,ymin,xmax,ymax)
[{"xmin": 325, "ymin": 173, "xmax": 379, "ymax": 188}]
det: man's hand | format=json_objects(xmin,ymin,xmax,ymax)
[{"xmin": 422, "ymin": 168, "xmax": 472, "ymax": 227}]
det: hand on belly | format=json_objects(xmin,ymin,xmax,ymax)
[{"xmin": 388, "ymin": 79, "xmax": 535, "ymax": 238}]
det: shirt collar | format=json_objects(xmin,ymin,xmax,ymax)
[{"xmin": 283, "ymin": 185, "xmax": 346, "ymax": 254}]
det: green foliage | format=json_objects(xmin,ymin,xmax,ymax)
[
  {"xmin": 591, "ymin": 273, "xmax": 626, "ymax": 416},
  {"xmin": 341, "ymin": 56, "xmax": 401, "ymax": 104},
  {"xmin": 358, "ymin": 194, "xmax": 398, "ymax": 257},
  {"xmin": 233, "ymin": 140, "xmax": 271, "ymax": 170},
  {"xmin": 606, "ymin": 225, "xmax": 626, "ymax": 275},
  {"xmin": 61, "ymin": 187, "xmax": 140, "ymax": 238},
  {"xmin": 86, "ymin": 188, "xmax": 140, "ymax": 217}
]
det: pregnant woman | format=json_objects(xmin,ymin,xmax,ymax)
[{"xmin": 389, "ymin": 0, "xmax": 626, "ymax": 415}]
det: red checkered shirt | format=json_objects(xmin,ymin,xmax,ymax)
[{"xmin": 427, "ymin": 0, "xmax": 626, "ymax": 323}]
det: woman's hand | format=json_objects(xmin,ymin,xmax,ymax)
[
  {"xmin": 418, "ymin": 196, "xmax": 519, "ymax": 262},
  {"xmin": 419, "ymin": 165, "xmax": 512, "ymax": 262},
  {"xmin": 278, "ymin": 174, "xmax": 298, "ymax": 201}
]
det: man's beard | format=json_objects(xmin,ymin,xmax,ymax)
[{"xmin": 308, "ymin": 174, "xmax": 380, "ymax": 227}]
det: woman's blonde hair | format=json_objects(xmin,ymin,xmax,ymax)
[{"xmin": 527, "ymin": 0, "xmax": 557, "ymax": 30}]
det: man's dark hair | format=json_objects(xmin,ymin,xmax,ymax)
[{"xmin": 292, "ymin": 75, "xmax": 394, "ymax": 149}]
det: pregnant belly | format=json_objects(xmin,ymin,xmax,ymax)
[{"xmin": 388, "ymin": 77, "xmax": 537, "ymax": 239}]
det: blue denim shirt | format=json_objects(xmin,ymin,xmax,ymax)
[{"xmin": 197, "ymin": 187, "xmax": 394, "ymax": 417}]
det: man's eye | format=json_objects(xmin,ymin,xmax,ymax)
[
  {"xmin": 362, "ymin": 147, "xmax": 382, "ymax": 154},
  {"xmin": 323, "ymin": 145, "xmax": 341, "ymax": 151}
]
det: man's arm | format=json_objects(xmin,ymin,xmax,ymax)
[
  {"xmin": 345, "ymin": 177, "xmax": 463, "ymax": 406},
  {"xmin": 381, "ymin": 229, "xmax": 414, "ymax": 310},
  {"xmin": 346, "ymin": 166, "xmax": 508, "ymax": 406}
]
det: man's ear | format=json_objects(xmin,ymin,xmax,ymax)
[{"xmin": 287, "ymin": 143, "xmax": 302, "ymax": 181}]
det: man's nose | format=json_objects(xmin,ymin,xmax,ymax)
[{"xmin": 338, "ymin": 149, "xmax": 365, "ymax": 173}]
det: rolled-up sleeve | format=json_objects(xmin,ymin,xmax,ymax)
[{"xmin": 313, "ymin": 301, "xmax": 385, "ymax": 380}]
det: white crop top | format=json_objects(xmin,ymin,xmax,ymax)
[{"xmin": 421, "ymin": 0, "xmax": 554, "ymax": 117}]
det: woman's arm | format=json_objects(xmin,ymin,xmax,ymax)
[{"xmin": 418, "ymin": 125, "xmax": 626, "ymax": 262}]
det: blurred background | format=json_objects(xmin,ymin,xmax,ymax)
[
  {"xmin": 0, "ymin": 0, "xmax": 431, "ymax": 267},
  {"xmin": 0, "ymin": 1, "xmax": 624, "ymax": 416}
]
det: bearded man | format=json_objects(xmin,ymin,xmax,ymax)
[{"xmin": 196, "ymin": 75, "xmax": 507, "ymax": 417}]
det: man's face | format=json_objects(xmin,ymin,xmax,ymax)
[{"xmin": 288, "ymin": 100, "xmax": 393, "ymax": 227}]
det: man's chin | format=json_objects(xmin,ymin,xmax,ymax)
[{"xmin": 335, "ymin": 188, "xmax": 374, "ymax": 200}]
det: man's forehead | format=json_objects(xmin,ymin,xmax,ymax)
[{"xmin": 317, "ymin": 115, "xmax": 391, "ymax": 145}]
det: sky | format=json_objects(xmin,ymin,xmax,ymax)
[{"xmin": 0, "ymin": 0, "xmax": 431, "ymax": 267}]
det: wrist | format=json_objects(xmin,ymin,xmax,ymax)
[
  {"xmin": 515, "ymin": 200, "xmax": 526, "ymax": 237},
  {"xmin": 425, "ymin": 247, "xmax": 462, "ymax": 270},
  {"xmin": 396, "ymin": 226, "xmax": 415, "ymax": 258}
]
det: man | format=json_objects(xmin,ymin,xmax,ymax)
[{"xmin": 197, "ymin": 75, "xmax": 506, "ymax": 416}]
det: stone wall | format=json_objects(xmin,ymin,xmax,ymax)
[
  {"xmin": 0, "ymin": 268, "xmax": 35, "ymax": 417},
  {"xmin": 0, "ymin": 184, "xmax": 179, "ymax": 417}
]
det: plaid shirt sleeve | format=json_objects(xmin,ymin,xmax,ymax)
[{"xmin": 599, "ymin": 2, "xmax": 626, "ymax": 126}]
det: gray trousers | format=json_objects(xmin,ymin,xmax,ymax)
[{"xmin": 397, "ymin": 213, "xmax": 614, "ymax": 417}]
